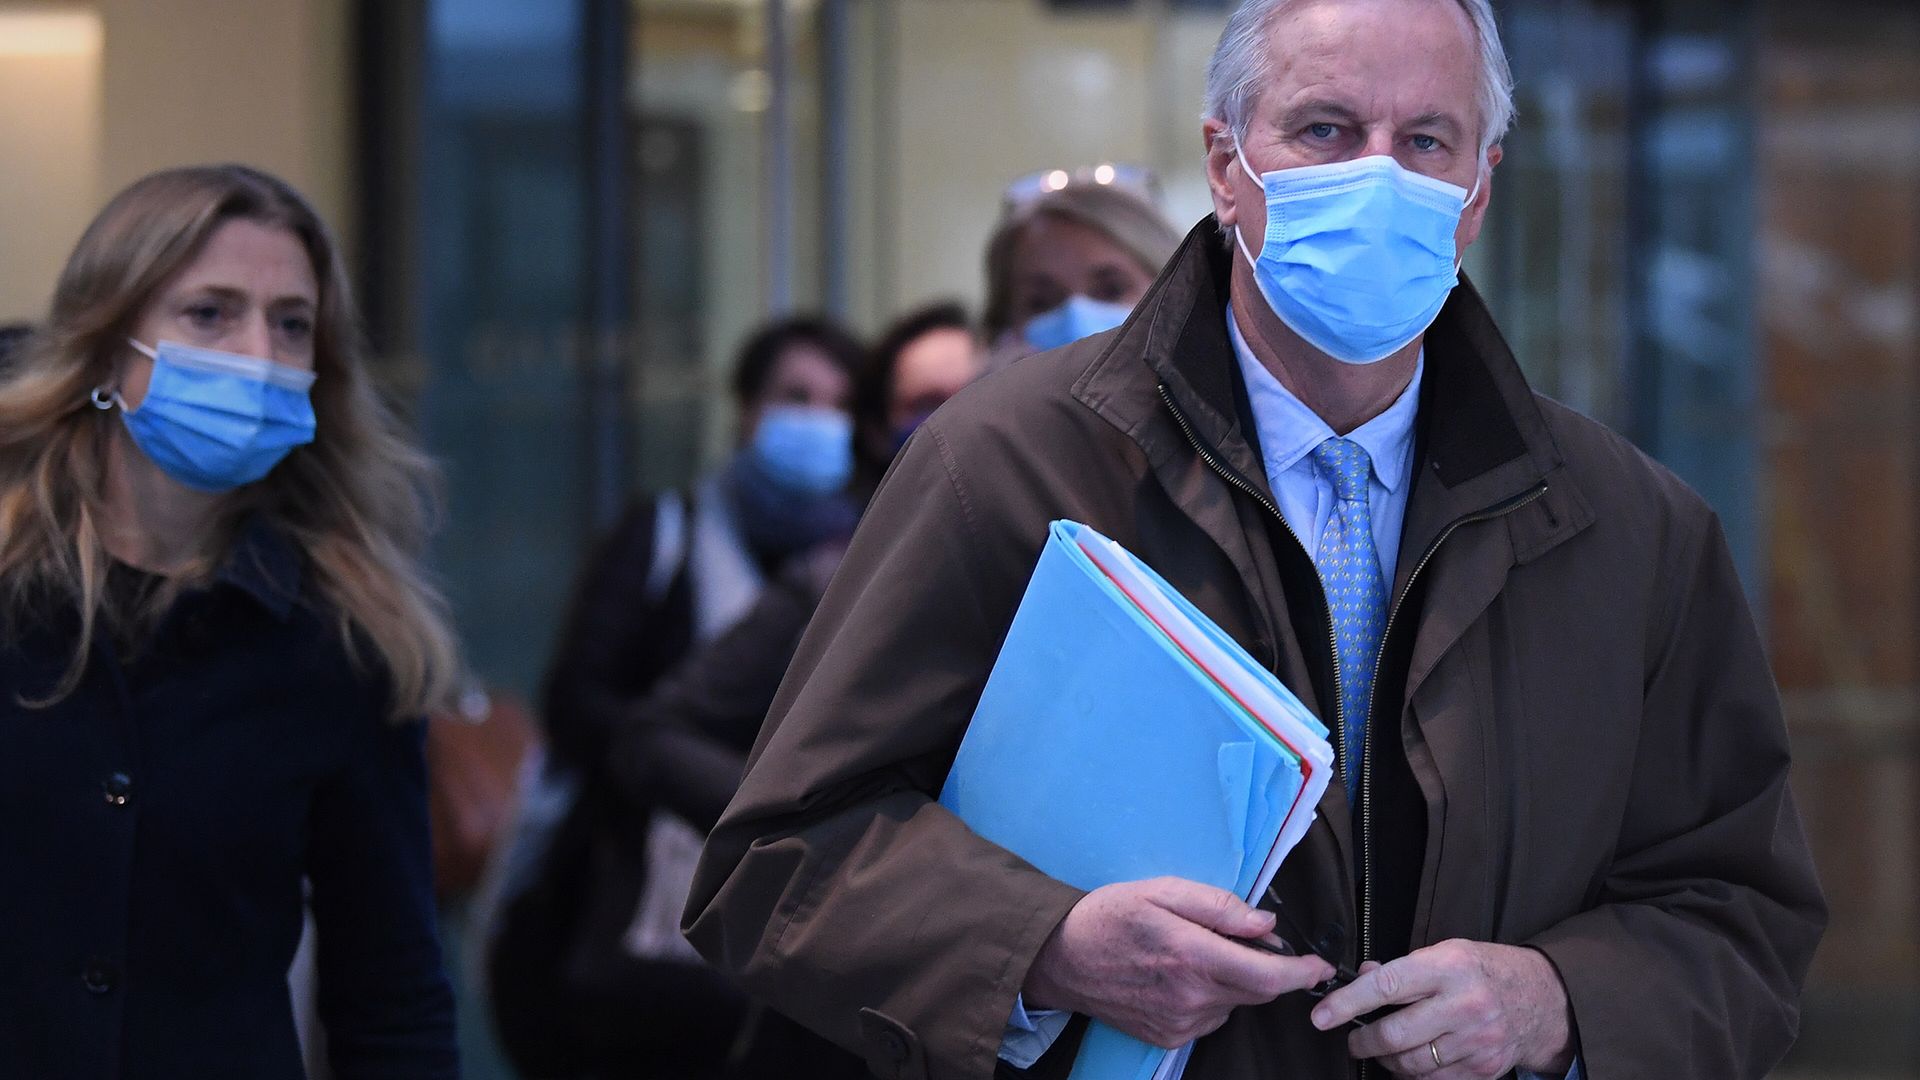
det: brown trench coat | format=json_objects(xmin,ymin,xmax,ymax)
[{"xmin": 685, "ymin": 220, "xmax": 1827, "ymax": 1080}]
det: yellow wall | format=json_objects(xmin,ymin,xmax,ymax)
[
  {"xmin": 0, "ymin": 7, "xmax": 102, "ymax": 321},
  {"xmin": 0, "ymin": 0, "xmax": 352, "ymax": 322},
  {"xmin": 97, "ymin": 0, "xmax": 352, "ymax": 230}
]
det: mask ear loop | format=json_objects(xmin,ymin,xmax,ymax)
[
  {"xmin": 1230, "ymin": 137, "xmax": 1265, "ymax": 268},
  {"xmin": 93, "ymin": 337, "xmax": 157, "ymax": 411}
]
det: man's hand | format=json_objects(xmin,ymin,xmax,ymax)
[
  {"xmin": 1022, "ymin": 877, "xmax": 1336, "ymax": 1049},
  {"xmin": 1311, "ymin": 940, "xmax": 1575, "ymax": 1078}
]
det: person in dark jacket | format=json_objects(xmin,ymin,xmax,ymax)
[
  {"xmin": 542, "ymin": 317, "xmax": 866, "ymax": 774},
  {"xmin": 597, "ymin": 301, "xmax": 982, "ymax": 1080},
  {"xmin": 610, "ymin": 301, "xmax": 982, "ymax": 840},
  {"xmin": 489, "ymin": 316, "xmax": 866, "ymax": 1080},
  {"xmin": 0, "ymin": 165, "xmax": 462, "ymax": 1078}
]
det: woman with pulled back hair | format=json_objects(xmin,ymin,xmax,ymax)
[{"xmin": 0, "ymin": 164, "xmax": 460, "ymax": 1077}]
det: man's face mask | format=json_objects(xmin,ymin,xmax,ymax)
[{"xmin": 1235, "ymin": 147, "xmax": 1479, "ymax": 364}]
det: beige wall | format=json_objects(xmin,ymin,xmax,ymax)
[
  {"xmin": 0, "ymin": 0, "xmax": 352, "ymax": 322},
  {"xmin": 0, "ymin": 8, "xmax": 102, "ymax": 321}
]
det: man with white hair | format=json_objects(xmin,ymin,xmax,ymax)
[{"xmin": 685, "ymin": 1, "xmax": 1826, "ymax": 1077}]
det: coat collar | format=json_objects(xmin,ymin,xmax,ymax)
[
  {"xmin": 214, "ymin": 516, "xmax": 304, "ymax": 621},
  {"xmin": 1074, "ymin": 216, "xmax": 1582, "ymax": 545}
]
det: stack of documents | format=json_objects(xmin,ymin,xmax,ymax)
[{"xmin": 939, "ymin": 520, "xmax": 1333, "ymax": 1080}]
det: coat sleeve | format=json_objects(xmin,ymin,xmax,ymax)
[
  {"xmin": 309, "ymin": 715, "xmax": 460, "ymax": 1080},
  {"xmin": 607, "ymin": 568, "xmax": 823, "ymax": 833},
  {"xmin": 683, "ymin": 423, "xmax": 1085, "ymax": 1080},
  {"xmin": 1526, "ymin": 508, "xmax": 1827, "ymax": 1079}
]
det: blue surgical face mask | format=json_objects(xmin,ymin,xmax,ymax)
[
  {"xmin": 1236, "ymin": 148, "xmax": 1479, "ymax": 364},
  {"xmin": 746, "ymin": 404, "xmax": 853, "ymax": 496},
  {"xmin": 96, "ymin": 339, "xmax": 317, "ymax": 493},
  {"xmin": 1022, "ymin": 295, "xmax": 1134, "ymax": 353}
]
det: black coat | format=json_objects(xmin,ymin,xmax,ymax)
[{"xmin": 0, "ymin": 524, "xmax": 457, "ymax": 1079}]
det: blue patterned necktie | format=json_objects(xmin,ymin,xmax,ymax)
[{"xmin": 1311, "ymin": 438, "xmax": 1388, "ymax": 804}]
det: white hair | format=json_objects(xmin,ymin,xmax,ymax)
[{"xmin": 1203, "ymin": 0, "xmax": 1515, "ymax": 154}]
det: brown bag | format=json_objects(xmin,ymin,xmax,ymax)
[{"xmin": 426, "ymin": 689, "xmax": 539, "ymax": 902}]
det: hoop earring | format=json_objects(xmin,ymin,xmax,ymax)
[{"xmin": 89, "ymin": 387, "xmax": 117, "ymax": 410}]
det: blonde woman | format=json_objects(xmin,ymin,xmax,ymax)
[
  {"xmin": 0, "ymin": 165, "xmax": 460, "ymax": 1078},
  {"xmin": 980, "ymin": 176, "xmax": 1181, "ymax": 369}
]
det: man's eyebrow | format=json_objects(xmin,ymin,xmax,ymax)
[
  {"xmin": 1276, "ymin": 99, "xmax": 1366, "ymax": 127},
  {"xmin": 1406, "ymin": 111, "xmax": 1468, "ymax": 137}
]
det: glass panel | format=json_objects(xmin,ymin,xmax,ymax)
[
  {"xmin": 628, "ymin": 0, "xmax": 830, "ymax": 480},
  {"xmin": 1760, "ymin": 1, "xmax": 1920, "ymax": 1075},
  {"xmin": 624, "ymin": 0, "xmax": 1234, "ymax": 481},
  {"xmin": 1479, "ymin": 0, "xmax": 1635, "ymax": 432},
  {"xmin": 417, "ymin": 0, "xmax": 590, "ymax": 698},
  {"xmin": 1629, "ymin": 0, "xmax": 1763, "ymax": 586}
]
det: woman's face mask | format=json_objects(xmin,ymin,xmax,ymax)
[
  {"xmin": 729, "ymin": 404, "xmax": 859, "ymax": 559},
  {"xmin": 1021, "ymin": 295, "xmax": 1135, "ymax": 353},
  {"xmin": 744, "ymin": 404, "xmax": 854, "ymax": 496},
  {"xmin": 96, "ymin": 338, "xmax": 317, "ymax": 492}
]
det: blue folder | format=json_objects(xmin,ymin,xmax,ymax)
[{"xmin": 938, "ymin": 521, "xmax": 1331, "ymax": 1080}]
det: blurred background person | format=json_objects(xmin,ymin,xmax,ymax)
[
  {"xmin": 981, "ymin": 173, "xmax": 1182, "ymax": 370},
  {"xmin": 488, "ymin": 315, "xmax": 865, "ymax": 1080},
  {"xmin": 855, "ymin": 300, "xmax": 980, "ymax": 475},
  {"xmin": 541, "ymin": 315, "xmax": 863, "ymax": 769},
  {"xmin": 597, "ymin": 299, "xmax": 982, "ymax": 1079},
  {"xmin": 0, "ymin": 164, "xmax": 459, "ymax": 1078}
]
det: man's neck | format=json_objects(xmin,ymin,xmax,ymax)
[
  {"xmin": 97, "ymin": 429, "xmax": 222, "ymax": 576},
  {"xmin": 1230, "ymin": 257, "xmax": 1420, "ymax": 436}
]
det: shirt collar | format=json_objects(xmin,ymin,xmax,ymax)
[{"xmin": 1226, "ymin": 305, "xmax": 1423, "ymax": 493}]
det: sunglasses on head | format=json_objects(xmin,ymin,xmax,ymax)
[{"xmin": 1002, "ymin": 163, "xmax": 1161, "ymax": 212}]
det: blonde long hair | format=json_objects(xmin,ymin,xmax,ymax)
[{"xmin": 0, "ymin": 164, "xmax": 460, "ymax": 718}]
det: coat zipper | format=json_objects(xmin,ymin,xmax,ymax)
[
  {"xmin": 1157, "ymin": 384, "xmax": 1548, "ymax": 979},
  {"xmin": 1154, "ymin": 386, "xmax": 1352, "ymax": 798}
]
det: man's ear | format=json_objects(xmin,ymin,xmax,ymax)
[
  {"xmin": 1202, "ymin": 118, "xmax": 1243, "ymax": 230},
  {"xmin": 1458, "ymin": 143, "xmax": 1502, "ymax": 251}
]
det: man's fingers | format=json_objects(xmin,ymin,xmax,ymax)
[
  {"xmin": 1189, "ymin": 936, "xmax": 1336, "ymax": 1002},
  {"xmin": 1343, "ymin": 996, "xmax": 1449, "ymax": 1061},
  {"xmin": 1146, "ymin": 877, "xmax": 1274, "ymax": 937},
  {"xmin": 1312, "ymin": 953, "xmax": 1445, "ymax": 1030}
]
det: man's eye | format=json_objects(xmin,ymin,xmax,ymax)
[
  {"xmin": 1307, "ymin": 123, "xmax": 1338, "ymax": 140},
  {"xmin": 1412, "ymin": 134, "xmax": 1441, "ymax": 152}
]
